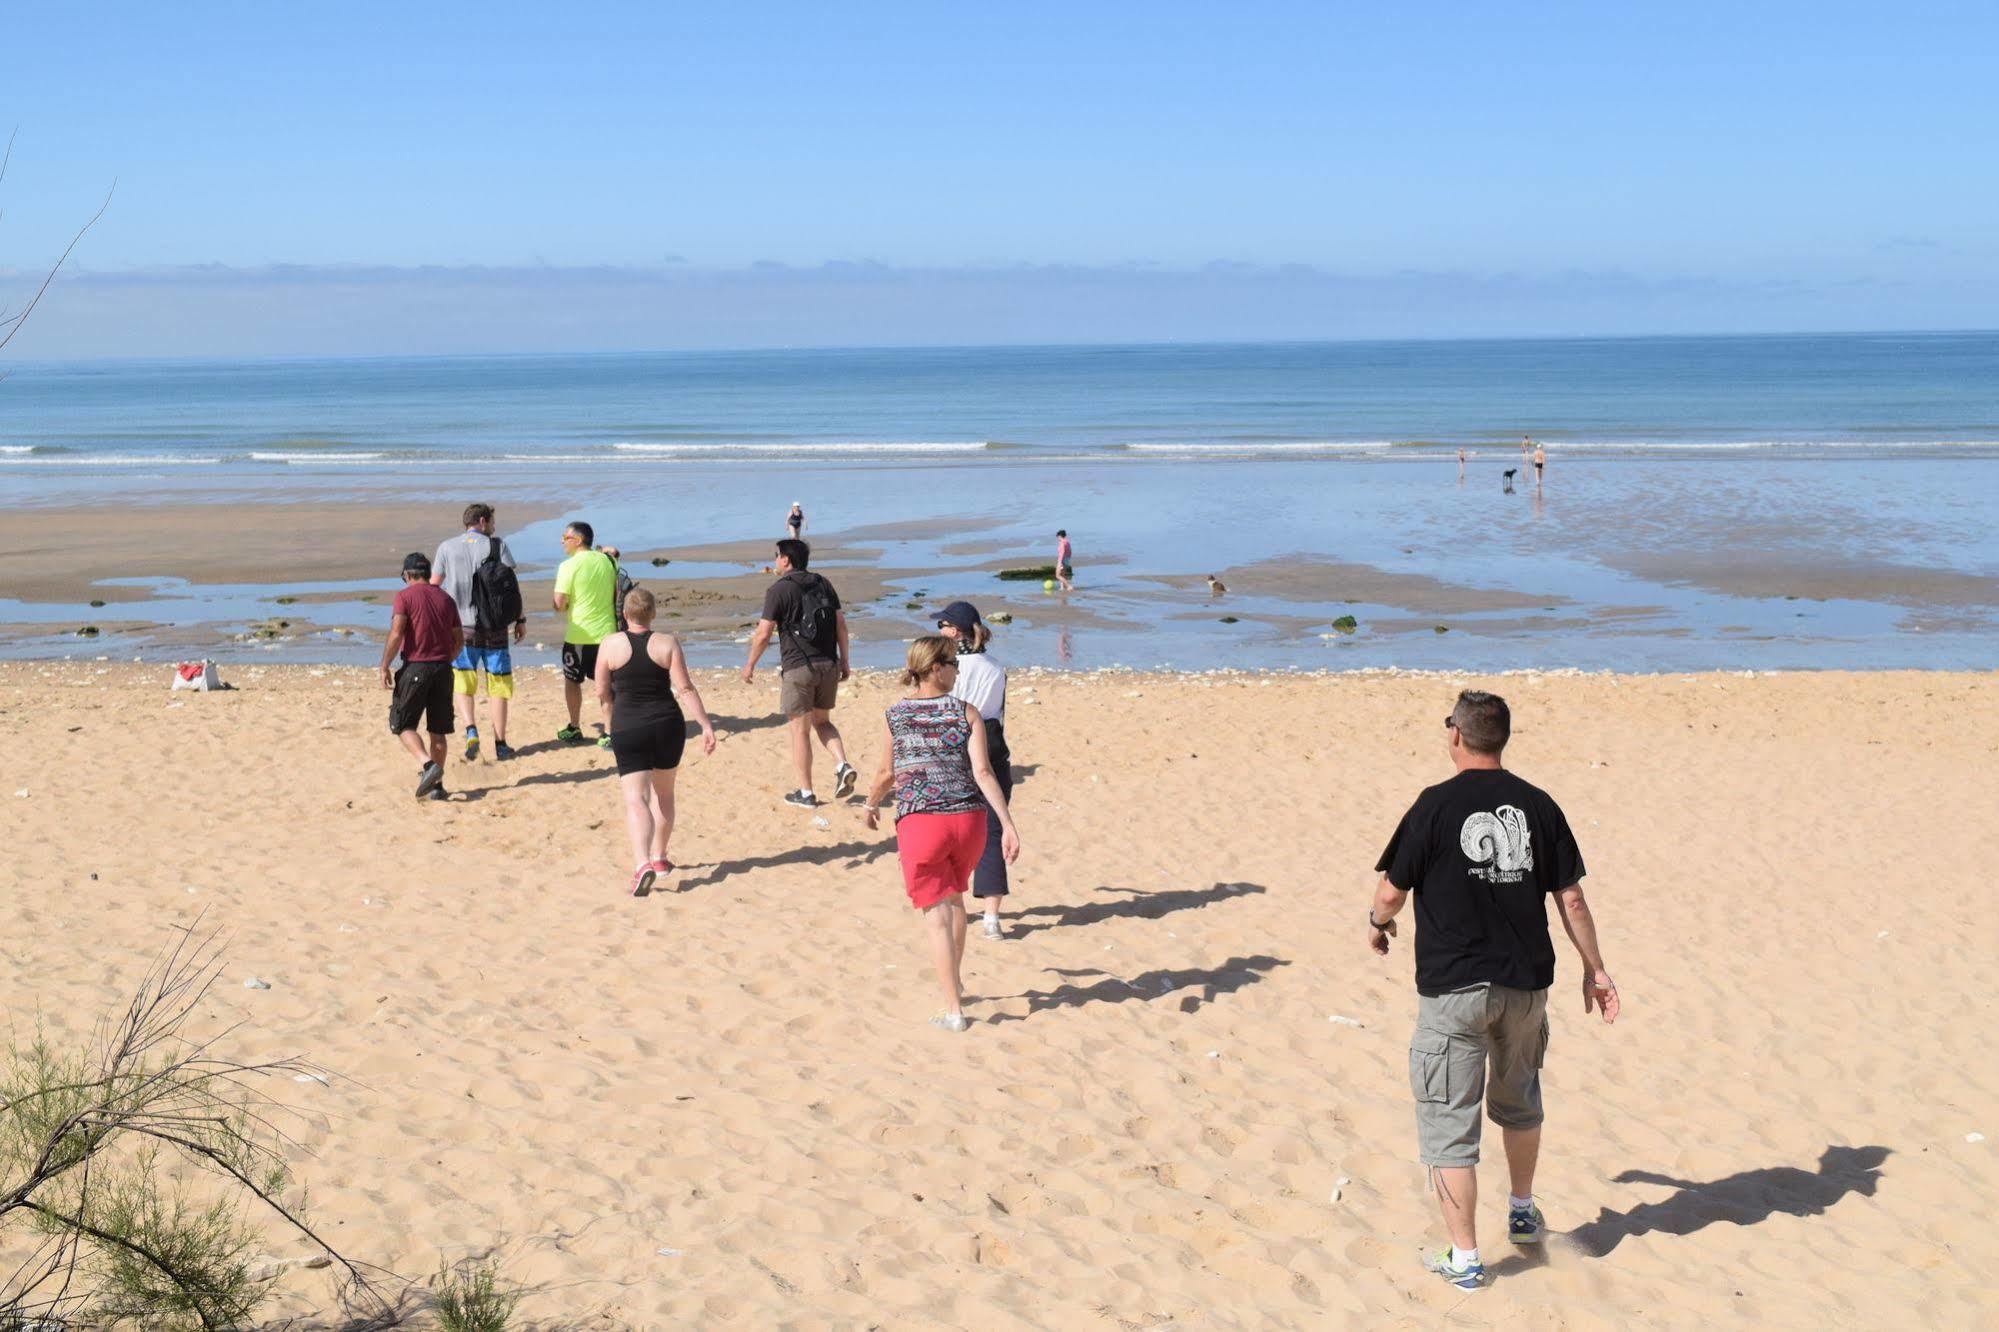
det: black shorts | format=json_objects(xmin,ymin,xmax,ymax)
[
  {"xmin": 389, "ymin": 661, "xmax": 455, "ymax": 735},
  {"xmin": 560, "ymin": 641, "xmax": 600, "ymax": 684},
  {"xmin": 609, "ymin": 715, "xmax": 687, "ymax": 775}
]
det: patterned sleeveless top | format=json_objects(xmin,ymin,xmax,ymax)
[{"xmin": 887, "ymin": 695, "xmax": 982, "ymax": 820}]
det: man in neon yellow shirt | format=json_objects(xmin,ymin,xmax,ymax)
[{"xmin": 553, "ymin": 519, "xmax": 619, "ymax": 743}]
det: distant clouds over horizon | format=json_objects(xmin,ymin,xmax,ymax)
[{"xmin": 7, "ymin": 260, "xmax": 1994, "ymax": 359}]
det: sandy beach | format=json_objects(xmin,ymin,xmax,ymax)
[{"xmin": 3, "ymin": 662, "xmax": 1994, "ymax": 1327}]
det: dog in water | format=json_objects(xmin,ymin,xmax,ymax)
[
  {"xmin": 1503, "ymin": 468, "xmax": 1518, "ymax": 493},
  {"xmin": 1206, "ymin": 574, "xmax": 1228, "ymax": 595}
]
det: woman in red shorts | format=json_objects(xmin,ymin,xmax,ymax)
[{"xmin": 863, "ymin": 636, "xmax": 1020, "ymax": 1032}]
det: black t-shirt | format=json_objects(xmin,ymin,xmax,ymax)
[
  {"xmin": 1375, "ymin": 768, "xmax": 1586, "ymax": 996},
  {"xmin": 760, "ymin": 571, "xmax": 842, "ymax": 670}
]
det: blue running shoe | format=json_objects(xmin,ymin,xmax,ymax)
[
  {"xmin": 1423, "ymin": 1248, "xmax": 1486, "ymax": 1290},
  {"xmin": 1509, "ymin": 1204, "xmax": 1545, "ymax": 1244}
]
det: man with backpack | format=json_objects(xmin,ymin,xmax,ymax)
[
  {"xmin": 432, "ymin": 503, "xmax": 526, "ymax": 761},
  {"xmin": 743, "ymin": 538, "xmax": 858, "ymax": 808}
]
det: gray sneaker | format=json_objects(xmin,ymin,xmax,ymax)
[
  {"xmin": 414, "ymin": 761, "xmax": 444, "ymax": 799},
  {"xmin": 783, "ymin": 789, "xmax": 820, "ymax": 809},
  {"xmin": 834, "ymin": 762, "xmax": 859, "ymax": 798}
]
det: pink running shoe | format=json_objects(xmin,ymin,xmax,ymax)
[{"xmin": 629, "ymin": 865, "xmax": 657, "ymax": 898}]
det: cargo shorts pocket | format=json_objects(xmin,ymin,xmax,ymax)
[{"xmin": 1408, "ymin": 1031, "xmax": 1451, "ymax": 1103}]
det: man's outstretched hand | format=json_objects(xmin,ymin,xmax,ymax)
[{"xmin": 1585, "ymin": 969, "xmax": 1620, "ymax": 1023}]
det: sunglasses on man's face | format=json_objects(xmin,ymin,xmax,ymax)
[{"xmin": 1443, "ymin": 715, "xmax": 1457, "ymax": 729}]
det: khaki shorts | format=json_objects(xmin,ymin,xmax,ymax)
[
  {"xmin": 1409, "ymin": 984, "xmax": 1549, "ymax": 1167},
  {"xmin": 780, "ymin": 660, "xmax": 840, "ymax": 717}
]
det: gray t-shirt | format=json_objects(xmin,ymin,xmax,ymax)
[{"xmin": 432, "ymin": 530, "xmax": 517, "ymax": 628}]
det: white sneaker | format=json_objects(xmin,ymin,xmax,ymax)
[
  {"xmin": 929, "ymin": 1012, "xmax": 969, "ymax": 1032},
  {"xmin": 980, "ymin": 918, "xmax": 1004, "ymax": 940}
]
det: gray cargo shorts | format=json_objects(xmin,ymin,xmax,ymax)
[{"xmin": 1409, "ymin": 983, "xmax": 1550, "ymax": 1167}]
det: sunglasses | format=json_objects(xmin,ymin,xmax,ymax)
[{"xmin": 1443, "ymin": 715, "xmax": 1457, "ymax": 729}]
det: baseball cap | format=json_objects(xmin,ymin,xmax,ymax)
[{"xmin": 936, "ymin": 601, "xmax": 982, "ymax": 631}]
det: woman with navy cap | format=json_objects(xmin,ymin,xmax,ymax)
[{"xmin": 935, "ymin": 600, "xmax": 1014, "ymax": 939}]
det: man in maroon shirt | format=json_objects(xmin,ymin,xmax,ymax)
[{"xmin": 379, "ymin": 552, "xmax": 464, "ymax": 800}]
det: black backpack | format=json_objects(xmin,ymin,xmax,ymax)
[
  {"xmin": 607, "ymin": 551, "xmax": 638, "ymax": 631},
  {"xmin": 471, "ymin": 537, "xmax": 524, "ymax": 634},
  {"xmin": 782, "ymin": 572, "xmax": 839, "ymax": 660}
]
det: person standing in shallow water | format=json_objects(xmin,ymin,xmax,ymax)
[
  {"xmin": 1368, "ymin": 689, "xmax": 1619, "ymax": 1291},
  {"xmin": 937, "ymin": 601, "xmax": 1013, "ymax": 939},
  {"xmin": 786, "ymin": 501, "xmax": 805, "ymax": 540},
  {"xmin": 863, "ymin": 636, "xmax": 1020, "ymax": 1032},
  {"xmin": 1054, "ymin": 529, "xmax": 1074, "ymax": 591}
]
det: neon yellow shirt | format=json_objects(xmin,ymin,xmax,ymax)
[{"xmin": 555, "ymin": 550, "xmax": 618, "ymax": 645}]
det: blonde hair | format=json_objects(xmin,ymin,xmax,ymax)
[
  {"xmin": 623, "ymin": 587, "xmax": 656, "ymax": 624},
  {"xmin": 958, "ymin": 620, "xmax": 992, "ymax": 653},
  {"xmin": 902, "ymin": 634, "xmax": 958, "ymax": 687}
]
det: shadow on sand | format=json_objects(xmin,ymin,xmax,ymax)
[
  {"xmin": 989, "ymin": 954, "xmax": 1289, "ymax": 1022},
  {"xmin": 1563, "ymin": 1145, "xmax": 1891, "ymax": 1258},
  {"xmin": 674, "ymin": 838, "xmax": 891, "ymax": 891},
  {"xmin": 1006, "ymin": 881, "xmax": 1265, "ymax": 938}
]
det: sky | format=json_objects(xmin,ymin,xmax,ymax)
[{"xmin": 3, "ymin": 1, "xmax": 1996, "ymax": 356}]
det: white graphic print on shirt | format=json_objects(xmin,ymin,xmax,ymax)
[{"xmin": 1460, "ymin": 806, "xmax": 1534, "ymax": 884}]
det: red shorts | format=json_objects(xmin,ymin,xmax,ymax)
[{"xmin": 895, "ymin": 810, "xmax": 986, "ymax": 909}]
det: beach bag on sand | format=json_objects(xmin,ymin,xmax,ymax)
[
  {"xmin": 172, "ymin": 660, "xmax": 222, "ymax": 691},
  {"xmin": 471, "ymin": 536, "xmax": 524, "ymax": 634}
]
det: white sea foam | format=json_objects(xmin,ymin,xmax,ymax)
[
  {"xmin": 1121, "ymin": 441, "xmax": 1397, "ymax": 454},
  {"xmin": 247, "ymin": 451, "xmax": 387, "ymax": 463},
  {"xmin": 610, "ymin": 441, "xmax": 990, "ymax": 454},
  {"xmin": 0, "ymin": 445, "xmax": 35, "ymax": 454},
  {"xmin": 0, "ymin": 454, "xmax": 224, "ymax": 466}
]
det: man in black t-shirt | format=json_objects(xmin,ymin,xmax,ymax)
[
  {"xmin": 1368, "ymin": 689, "xmax": 1619, "ymax": 1291},
  {"xmin": 742, "ymin": 538, "xmax": 857, "ymax": 808}
]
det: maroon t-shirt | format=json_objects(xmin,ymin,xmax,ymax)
[{"xmin": 392, "ymin": 582, "xmax": 459, "ymax": 663}]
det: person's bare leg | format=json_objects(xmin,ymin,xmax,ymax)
[
  {"xmin": 488, "ymin": 694, "xmax": 509, "ymax": 744},
  {"xmin": 564, "ymin": 679, "xmax": 583, "ymax": 728},
  {"xmin": 1431, "ymin": 1166, "xmax": 1478, "ymax": 1251},
  {"xmin": 948, "ymin": 895, "xmax": 968, "ymax": 989},
  {"xmin": 811, "ymin": 708, "xmax": 848, "ymax": 767},
  {"xmin": 455, "ymin": 689, "xmax": 478, "ymax": 736},
  {"xmin": 788, "ymin": 713, "xmax": 814, "ymax": 792},
  {"xmin": 619, "ymin": 770, "xmax": 655, "ymax": 869},
  {"xmin": 396, "ymin": 729, "xmax": 430, "ymax": 764},
  {"xmin": 648, "ymin": 769, "xmax": 677, "ymax": 865},
  {"xmin": 923, "ymin": 903, "xmax": 963, "ymax": 1015},
  {"xmin": 1503, "ymin": 1125, "xmax": 1541, "ymax": 1201}
]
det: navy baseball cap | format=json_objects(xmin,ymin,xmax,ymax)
[{"xmin": 936, "ymin": 601, "xmax": 982, "ymax": 631}]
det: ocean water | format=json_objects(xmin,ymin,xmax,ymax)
[
  {"xmin": 3, "ymin": 333, "xmax": 1998, "ymax": 480},
  {"xmin": 2, "ymin": 335, "xmax": 1996, "ymax": 670}
]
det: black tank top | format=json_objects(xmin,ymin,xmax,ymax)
[{"xmin": 610, "ymin": 631, "xmax": 683, "ymax": 728}]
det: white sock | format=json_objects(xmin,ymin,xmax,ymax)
[
  {"xmin": 1509, "ymin": 1194, "xmax": 1533, "ymax": 1211},
  {"xmin": 799, "ymin": 788, "xmax": 815, "ymax": 798},
  {"xmin": 1452, "ymin": 1245, "xmax": 1479, "ymax": 1267},
  {"xmin": 984, "ymin": 904, "xmax": 999, "ymax": 923}
]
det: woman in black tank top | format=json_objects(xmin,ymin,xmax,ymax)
[{"xmin": 593, "ymin": 589, "xmax": 716, "ymax": 897}]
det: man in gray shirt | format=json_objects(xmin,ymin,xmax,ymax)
[{"xmin": 431, "ymin": 503, "xmax": 525, "ymax": 761}]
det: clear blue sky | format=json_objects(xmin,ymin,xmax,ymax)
[{"xmin": 4, "ymin": 1, "xmax": 1996, "ymax": 353}]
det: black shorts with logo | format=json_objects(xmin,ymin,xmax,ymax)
[
  {"xmin": 560, "ymin": 641, "xmax": 600, "ymax": 684},
  {"xmin": 389, "ymin": 661, "xmax": 455, "ymax": 735}
]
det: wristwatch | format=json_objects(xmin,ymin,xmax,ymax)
[{"xmin": 1368, "ymin": 912, "xmax": 1391, "ymax": 930}]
